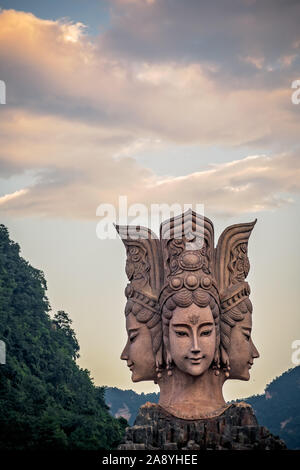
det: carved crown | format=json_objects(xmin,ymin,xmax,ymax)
[{"xmin": 159, "ymin": 209, "xmax": 220, "ymax": 309}]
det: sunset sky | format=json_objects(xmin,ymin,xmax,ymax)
[{"xmin": 0, "ymin": 0, "xmax": 299, "ymax": 399}]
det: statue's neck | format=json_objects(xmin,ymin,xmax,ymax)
[{"xmin": 158, "ymin": 368, "xmax": 227, "ymax": 420}]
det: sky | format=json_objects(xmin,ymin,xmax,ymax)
[{"xmin": 0, "ymin": 0, "xmax": 299, "ymax": 400}]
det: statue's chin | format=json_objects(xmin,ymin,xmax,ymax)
[
  {"xmin": 131, "ymin": 371, "xmax": 142, "ymax": 382},
  {"xmin": 186, "ymin": 370, "xmax": 205, "ymax": 377},
  {"xmin": 229, "ymin": 371, "xmax": 250, "ymax": 381},
  {"xmin": 180, "ymin": 365, "xmax": 206, "ymax": 377},
  {"xmin": 131, "ymin": 372, "xmax": 156, "ymax": 382}
]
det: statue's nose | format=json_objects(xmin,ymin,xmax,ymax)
[
  {"xmin": 251, "ymin": 339, "xmax": 260, "ymax": 359},
  {"xmin": 120, "ymin": 341, "xmax": 129, "ymax": 360},
  {"xmin": 191, "ymin": 332, "xmax": 201, "ymax": 354}
]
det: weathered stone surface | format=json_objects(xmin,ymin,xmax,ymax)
[{"xmin": 118, "ymin": 402, "xmax": 286, "ymax": 450}]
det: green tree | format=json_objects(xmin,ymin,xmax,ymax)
[
  {"xmin": 0, "ymin": 224, "xmax": 126, "ymax": 450},
  {"xmin": 53, "ymin": 310, "xmax": 80, "ymax": 360}
]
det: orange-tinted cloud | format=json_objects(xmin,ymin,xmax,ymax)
[
  {"xmin": 0, "ymin": 9, "xmax": 299, "ymax": 220},
  {"xmin": 1, "ymin": 9, "xmax": 299, "ymax": 146}
]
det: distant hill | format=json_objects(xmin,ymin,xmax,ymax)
[
  {"xmin": 240, "ymin": 366, "xmax": 300, "ymax": 450},
  {"xmin": 105, "ymin": 365, "xmax": 300, "ymax": 449},
  {"xmin": 105, "ymin": 387, "xmax": 159, "ymax": 425}
]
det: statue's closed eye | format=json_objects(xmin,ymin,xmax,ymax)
[
  {"xmin": 175, "ymin": 331, "xmax": 188, "ymax": 337},
  {"xmin": 129, "ymin": 334, "xmax": 138, "ymax": 343},
  {"xmin": 200, "ymin": 329, "xmax": 213, "ymax": 337}
]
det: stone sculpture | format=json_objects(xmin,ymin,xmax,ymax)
[
  {"xmin": 116, "ymin": 225, "xmax": 163, "ymax": 382},
  {"xmin": 115, "ymin": 210, "xmax": 286, "ymax": 450},
  {"xmin": 215, "ymin": 221, "xmax": 260, "ymax": 381}
]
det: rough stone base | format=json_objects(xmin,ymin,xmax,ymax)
[{"xmin": 118, "ymin": 402, "xmax": 286, "ymax": 450}]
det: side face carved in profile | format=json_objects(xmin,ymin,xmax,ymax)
[
  {"xmin": 115, "ymin": 224, "xmax": 164, "ymax": 384},
  {"xmin": 121, "ymin": 311, "xmax": 156, "ymax": 382},
  {"xmin": 229, "ymin": 315, "xmax": 260, "ymax": 380},
  {"xmin": 216, "ymin": 219, "xmax": 259, "ymax": 381},
  {"xmin": 223, "ymin": 299, "xmax": 260, "ymax": 381}
]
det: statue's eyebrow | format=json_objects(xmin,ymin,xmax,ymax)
[
  {"xmin": 198, "ymin": 321, "xmax": 213, "ymax": 328},
  {"xmin": 172, "ymin": 321, "xmax": 213, "ymax": 328},
  {"xmin": 172, "ymin": 323, "xmax": 189, "ymax": 328},
  {"xmin": 128, "ymin": 328, "xmax": 140, "ymax": 333}
]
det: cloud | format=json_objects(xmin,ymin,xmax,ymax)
[
  {"xmin": 0, "ymin": 8, "xmax": 299, "ymax": 220},
  {"xmin": 143, "ymin": 152, "xmax": 300, "ymax": 215},
  {"xmin": 103, "ymin": 0, "xmax": 300, "ymax": 89},
  {"xmin": 0, "ymin": 139, "xmax": 299, "ymax": 218},
  {"xmin": 0, "ymin": 8, "xmax": 299, "ymax": 149},
  {"xmin": 0, "ymin": 188, "xmax": 29, "ymax": 206}
]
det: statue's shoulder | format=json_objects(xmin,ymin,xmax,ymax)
[
  {"xmin": 224, "ymin": 401, "xmax": 258, "ymax": 426},
  {"xmin": 120, "ymin": 401, "xmax": 286, "ymax": 450}
]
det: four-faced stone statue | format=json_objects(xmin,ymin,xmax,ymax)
[{"xmin": 115, "ymin": 210, "xmax": 259, "ymax": 419}]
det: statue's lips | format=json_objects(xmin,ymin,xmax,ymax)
[
  {"xmin": 188, "ymin": 356, "xmax": 204, "ymax": 364},
  {"xmin": 127, "ymin": 362, "xmax": 134, "ymax": 370}
]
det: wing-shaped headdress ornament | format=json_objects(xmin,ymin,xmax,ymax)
[
  {"xmin": 215, "ymin": 220, "xmax": 257, "ymax": 313},
  {"xmin": 114, "ymin": 224, "xmax": 164, "ymax": 366}
]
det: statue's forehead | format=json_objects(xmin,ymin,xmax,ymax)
[
  {"xmin": 125, "ymin": 311, "xmax": 141, "ymax": 330},
  {"xmin": 170, "ymin": 304, "xmax": 213, "ymax": 326},
  {"xmin": 236, "ymin": 311, "xmax": 252, "ymax": 330},
  {"xmin": 188, "ymin": 314, "xmax": 202, "ymax": 325}
]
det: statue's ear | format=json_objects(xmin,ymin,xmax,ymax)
[
  {"xmin": 155, "ymin": 345, "xmax": 163, "ymax": 370},
  {"xmin": 166, "ymin": 350, "xmax": 173, "ymax": 367},
  {"xmin": 213, "ymin": 346, "xmax": 220, "ymax": 368}
]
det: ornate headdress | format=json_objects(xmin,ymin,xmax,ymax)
[
  {"xmin": 158, "ymin": 209, "xmax": 221, "ymax": 373},
  {"xmin": 215, "ymin": 220, "xmax": 256, "ymax": 314},
  {"xmin": 114, "ymin": 224, "xmax": 164, "ymax": 367},
  {"xmin": 159, "ymin": 209, "xmax": 219, "ymax": 310}
]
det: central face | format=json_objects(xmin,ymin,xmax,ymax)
[
  {"xmin": 120, "ymin": 312, "xmax": 156, "ymax": 382},
  {"xmin": 229, "ymin": 311, "xmax": 260, "ymax": 381},
  {"xmin": 169, "ymin": 304, "xmax": 216, "ymax": 377}
]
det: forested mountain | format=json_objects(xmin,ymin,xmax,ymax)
[
  {"xmin": 242, "ymin": 366, "xmax": 300, "ymax": 450},
  {"xmin": 0, "ymin": 224, "xmax": 126, "ymax": 450},
  {"xmin": 106, "ymin": 366, "xmax": 300, "ymax": 449}
]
